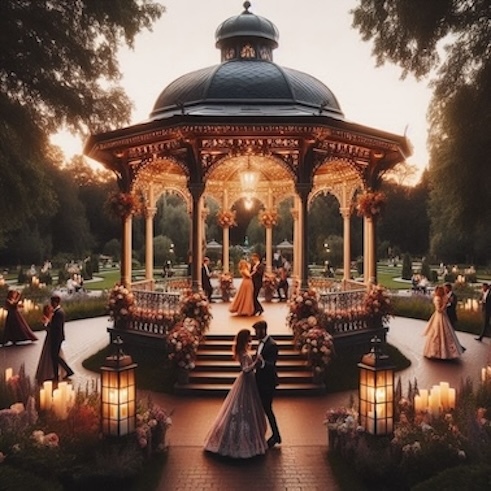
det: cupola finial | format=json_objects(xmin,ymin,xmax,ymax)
[{"xmin": 243, "ymin": 1, "xmax": 251, "ymax": 13}]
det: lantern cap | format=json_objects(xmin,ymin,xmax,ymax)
[
  {"xmin": 103, "ymin": 336, "xmax": 134, "ymax": 367},
  {"xmin": 358, "ymin": 336, "xmax": 395, "ymax": 370}
]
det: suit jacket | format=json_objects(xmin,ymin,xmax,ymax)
[
  {"xmin": 481, "ymin": 291, "xmax": 491, "ymax": 315},
  {"xmin": 251, "ymin": 261, "xmax": 264, "ymax": 292},
  {"xmin": 201, "ymin": 265, "xmax": 212, "ymax": 291},
  {"xmin": 50, "ymin": 306, "xmax": 65, "ymax": 346},
  {"xmin": 255, "ymin": 336, "xmax": 279, "ymax": 392},
  {"xmin": 446, "ymin": 292, "xmax": 458, "ymax": 325}
]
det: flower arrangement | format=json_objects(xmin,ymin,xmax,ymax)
[
  {"xmin": 262, "ymin": 272, "xmax": 278, "ymax": 301},
  {"xmin": 298, "ymin": 321, "xmax": 334, "ymax": 373},
  {"xmin": 364, "ymin": 284, "xmax": 392, "ymax": 327},
  {"xmin": 131, "ymin": 306, "xmax": 178, "ymax": 334},
  {"xmin": 219, "ymin": 272, "xmax": 234, "ymax": 302},
  {"xmin": 355, "ymin": 190, "xmax": 386, "ymax": 218},
  {"xmin": 217, "ymin": 209, "xmax": 237, "ymax": 228},
  {"xmin": 106, "ymin": 191, "xmax": 140, "ymax": 218},
  {"xmin": 136, "ymin": 397, "xmax": 172, "ymax": 456},
  {"xmin": 166, "ymin": 321, "xmax": 200, "ymax": 370},
  {"xmin": 318, "ymin": 306, "xmax": 368, "ymax": 334},
  {"xmin": 178, "ymin": 289, "xmax": 212, "ymax": 334},
  {"xmin": 287, "ymin": 288, "xmax": 320, "ymax": 327},
  {"xmin": 107, "ymin": 283, "xmax": 135, "ymax": 328},
  {"xmin": 258, "ymin": 209, "xmax": 279, "ymax": 228}
]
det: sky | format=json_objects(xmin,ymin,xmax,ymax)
[{"xmin": 53, "ymin": 0, "xmax": 433, "ymax": 183}]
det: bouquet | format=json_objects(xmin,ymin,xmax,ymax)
[
  {"xmin": 107, "ymin": 283, "xmax": 135, "ymax": 328},
  {"xmin": 299, "ymin": 325, "xmax": 334, "ymax": 372},
  {"xmin": 364, "ymin": 284, "xmax": 392, "ymax": 327},
  {"xmin": 287, "ymin": 288, "xmax": 320, "ymax": 327},
  {"xmin": 179, "ymin": 289, "xmax": 212, "ymax": 333},
  {"xmin": 166, "ymin": 323, "xmax": 200, "ymax": 370}
]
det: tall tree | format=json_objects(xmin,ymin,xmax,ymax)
[
  {"xmin": 352, "ymin": 0, "xmax": 491, "ymax": 263},
  {"xmin": 0, "ymin": 0, "xmax": 164, "ymax": 244}
]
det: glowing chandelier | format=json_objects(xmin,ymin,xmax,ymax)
[{"xmin": 239, "ymin": 155, "xmax": 259, "ymax": 210}]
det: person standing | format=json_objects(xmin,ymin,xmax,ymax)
[
  {"xmin": 476, "ymin": 283, "xmax": 491, "ymax": 341},
  {"xmin": 253, "ymin": 320, "xmax": 281, "ymax": 448},
  {"xmin": 229, "ymin": 259, "xmax": 255, "ymax": 316},
  {"xmin": 204, "ymin": 329, "xmax": 267, "ymax": 458},
  {"xmin": 201, "ymin": 257, "xmax": 213, "ymax": 302},
  {"xmin": 444, "ymin": 283, "xmax": 465, "ymax": 351},
  {"xmin": 423, "ymin": 286, "xmax": 464, "ymax": 360},
  {"xmin": 251, "ymin": 253, "xmax": 264, "ymax": 315},
  {"xmin": 276, "ymin": 266, "xmax": 289, "ymax": 302},
  {"xmin": 2, "ymin": 290, "xmax": 37, "ymax": 346},
  {"xmin": 49, "ymin": 295, "xmax": 74, "ymax": 381}
]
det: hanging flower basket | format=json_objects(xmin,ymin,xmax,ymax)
[
  {"xmin": 217, "ymin": 210, "xmax": 237, "ymax": 228},
  {"xmin": 106, "ymin": 192, "xmax": 140, "ymax": 218},
  {"xmin": 258, "ymin": 209, "xmax": 279, "ymax": 228},
  {"xmin": 355, "ymin": 191, "xmax": 386, "ymax": 218}
]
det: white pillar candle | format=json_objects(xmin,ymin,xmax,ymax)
[
  {"xmin": 39, "ymin": 388, "xmax": 46, "ymax": 411},
  {"xmin": 5, "ymin": 368, "xmax": 13, "ymax": 382},
  {"xmin": 448, "ymin": 388, "xmax": 456, "ymax": 409},
  {"xmin": 440, "ymin": 382, "xmax": 449, "ymax": 410},
  {"xmin": 414, "ymin": 395, "xmax": 422, "ymax": 412},
  {"xmin": 419, "ymin": 389, "xmax": 429, "ymax": 410}
]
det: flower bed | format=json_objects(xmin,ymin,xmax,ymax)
[{"xmin": 325, "ymin": 378, "xmax": 491, "ymax": 489}]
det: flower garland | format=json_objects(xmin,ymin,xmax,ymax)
[
  {"xmin": 106, "ymin": 191, "xmax": 140, "ymax": 218},
  {"xmin": 258, "ymin": 209, "xmax": 279, "ymax": 228},
  {"xmin": 166, "ymin": 321, "xmax": 200, "ymax": 370},
  {"xmin": 355, "ymin": 191, "xmax": 386, "ymax": 218},
  {"xmin": 107, "ymin": 283, "xmax": 135, "ymax": 327},
  {"xmin": 178, "ymin": 289, "xmax": 212, "ymax": 334},
  {"xmin": 217, "ymin": 209, "xmax": 237, "ymax": 228}
]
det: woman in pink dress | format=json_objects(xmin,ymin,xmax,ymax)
[
  {"xmin": 423, "ymin": 285, "xmax": 465, "ymax": 360},
  {"xmin": 229, "ymin": 259, "xmax": 255, "ymax": 316},
  {"xmin": 204, "ymin": 329, "xmax": 267, "ymax": 458},
  {"xmin": 2, "ymin": 290, "xmax": 37, "ymax": 346}
]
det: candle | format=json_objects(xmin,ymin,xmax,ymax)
[
  {"xmin": 448, "ymin": 388, "xmax": 456, "ymax": 409},
  {"xmin": 53, "ymin": 389, "xmax": 61, "ymax": 418},
  {"xmin": 5, "ymin": 368, "xmax": 13, "ymax": 382},
  {"xmin": 39, "ymin": 388, "xmax": 46, "ymax": 411},
  {"xmin": 419, "ymin": 389, "xmax": 429, "ymax": 410},
  {"xmin": 414, "ymin": 395, "xmax": 422, "ymax": 412},
  {"xmin": 440, "ymin": 382, "xmax": 449, "ymax": 410}
]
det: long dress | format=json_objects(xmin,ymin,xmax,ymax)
[
  {"xmin": 204, "ymin": 353, "xmax": 267, "ymax": 458},
  {"xmin": 423, "ymin": 295, "xmax": 464, "ymax": 359},
  {"xmin": 229, "ymin": 270, "xmax": 255, "ymax": 316},
  {"xmin": 2, "ymin": 295, "xmax": 38, "ymax": 345},
  {"xmin": 35, "ymin": 326, "xmax": 67, "ymax": 384}
]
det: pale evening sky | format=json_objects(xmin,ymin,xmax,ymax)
[{"xmin": 53, "ymin": 0, "xmax": 433, "ymax": 182}]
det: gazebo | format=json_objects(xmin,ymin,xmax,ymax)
[{"xmin": 84, "ymin": 2, "xmax": 411, "ymax": 297}]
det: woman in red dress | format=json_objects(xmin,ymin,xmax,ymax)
[{"xmin": 2, "ymin": 290, "xmax": 38, "ymax": 346}]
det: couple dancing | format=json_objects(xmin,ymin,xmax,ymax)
[
  {"xmin": 204, "ymin": 320, "xmax": 281, "ymax": 458},
  {"xmin": 423, "ymin": 283, "xmax": 465, "ymax": 360},
  {"xmin": 35, "ymin": 295, "xmax": 74, "ymax": 384},
  {"xmin": 229, "ymin": 253, "xmax": 264, "ymax": 317}
]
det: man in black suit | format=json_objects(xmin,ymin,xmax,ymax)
[
  {"xmin": 444, "ymin": 283, "xmax": 466, "ymax": 351},
  {"xmin": 49, "ymin": 295, "xmax": 74, "ymax": 381},
  {"xmin": 253, "ymin": 320, "xmax": 281, "ymax": 448},
  {"xmin": 476, "ymin": 283, "xmax": 491, "ymax": 341},
  {"xmin": 251, "ymin": 253, "xmax": 264, "ymax": 315},
  {"xmin": 201, "ymin": 257, "xmax": 213, "ymax": 302}
]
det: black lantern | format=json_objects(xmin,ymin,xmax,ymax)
[
  {"xmin": 101, "ymin": 337, "xmax": 137, "ymax": 437},
  {"xmin": 358, "ymin": 337, "xmax": 395, "ymax": 436}
]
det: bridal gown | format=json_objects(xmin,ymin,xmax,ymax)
[
  {"xmin": 229, "ymin": 271, "xmax": 255, "ymax": 316},
  {"xmin": 423, "ymin": 295, "xmax": 464, "ymax": 360},
  {"xmin": 204, "ymin": 353, "xmax": 267, "ymax": 458}
]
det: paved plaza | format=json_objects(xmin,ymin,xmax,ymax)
[{"xmin": 1, "ymin": 303, "xmax": 489, "ymax": 490}]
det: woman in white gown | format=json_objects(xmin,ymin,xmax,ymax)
[
  {"xmin": 423, "ymin": 285, "xmax": 465, "ymax": 360},
  {"xmin": 204, "ymin": 329, "xmax": 267, "ymax": 458}
]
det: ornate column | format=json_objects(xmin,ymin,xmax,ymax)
[
  {"xmin": 296, "ymin": 183, "xmax": 311, "ymax": 290},
  {"xmin": 292, "ymin": 197, "xmax": 300, "ymax": 278},
  {"xmin": 189, "ymin": 183, "xmax": 205, "ymax": 292},
  {"xmin": 367, "ymin": 216, "xmax": 376, "ymax": 283},
  {"xmin": 340, "ymin": 207, "xmax": 351, "ymax": 284},
  {"xmin": 222, "ymin": 190, "xmax": 230, "ymax": 273},
  {"xmin": 144, "ymin": 206, "xmax": 157, "ymax": 283},
  {"xmin": 122, "ymin": 214, "xmax": 132, "ymax": 287},
  {"xmin": 265, "ymin": 189, "xmax": 274, "ymax": 273},
  {"xmin": 363, "ymin": 216, "xmax": 369, "ymax": 284}
]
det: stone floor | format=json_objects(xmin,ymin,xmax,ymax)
[{"xmin": 1, "ymin": 301, "xmax": 489, "ymax": 490}]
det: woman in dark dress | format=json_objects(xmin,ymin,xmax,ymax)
[{"xmin": 2, "ymin": 290, "xmax": 37, "ymax": 346}]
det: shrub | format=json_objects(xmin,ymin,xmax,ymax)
[{"xmin": 402, "ymin": 254, "xmax": 413, "ymax": 280}]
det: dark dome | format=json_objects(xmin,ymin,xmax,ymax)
[
  {"xmin": 150, "ymin": 60, "xmax": 343, "ymax": 119},
  {"xmin": 215, "ymin": 1, "xmax": 279, "ymax": 48},
  {"xmin": 149, "ymin": 3, "xmax": 344, "ymax": 120}
]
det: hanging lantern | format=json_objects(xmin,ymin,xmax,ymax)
[
  {"xmin": 101, "ymin": 337, "xmax": 137, "ymax": 437},
  {"xmin": 239, "ymin": 154, "xmax": 259, "ymax": 207},
  {"xmin": 358, "ymin": 336, "xmax": 395, "ymax": 436}
]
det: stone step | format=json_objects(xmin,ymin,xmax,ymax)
[
  {"xmin": 189, "ymin": 370, "xmax": 314, "ymax": 385},
  {"xmin": 196, "ymin": 350, "xmax": 301, "ymax": 361},
  {"xmin": 194, "ymin": 359, "xmax": 308, "ymax": 371},
  {"xmin": 174, "ymin": 382, "xmax": 325, "ymax": 397}
]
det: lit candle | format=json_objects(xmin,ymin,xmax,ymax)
[
  {"xmin": 482, "ymin": 368, "xmax": 486, "ymax": 383},
  {"xmin": 39, "ymin": 388, "xmax": 46, "ymax": 411},
  {"xmin": 448, "ymin": 388, "xmax": 456, "ymax": 409},
  {"xmin": 440, "ymin": 382, "xmax": 449, "ymax": 410},
  {"xmin": 414, "ymin": 395, "xmax": 422, "ymax": 412},
  {"xmin": 53, "ymin": 389, "xmax": 61, "ymax": 418},
  {"xmin": 5, "ymin": 368, "xmax": 13, "ymax": 382},
  {"xmin": 419, "ymin": 389, "xmax": 429, "ymax": 410}
]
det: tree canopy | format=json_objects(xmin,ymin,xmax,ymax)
[
  {"xmin": 352, "ymin": 0, "xmax": 491, "ymax": 263},
  {"xmin": 0, "ymin": 0, "xmax": 164, "ymax": 244}
]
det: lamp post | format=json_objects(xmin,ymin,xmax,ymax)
[
  {"xmin": 101, "ymin": 337, "xmax": 137, "ymax": 437},
  {"xmin": 358, "ymin": 336, "xmax": 395, "ymax": 436}
]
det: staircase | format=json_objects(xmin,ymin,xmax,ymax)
[{"xmin": 175, "ymin": 334, "xmax": 325, "ymax": 396}]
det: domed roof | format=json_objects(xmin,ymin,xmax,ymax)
[{"xmin": 150, "ymin": 3, "xmax": 344, "ymax": 120}]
